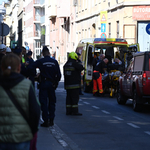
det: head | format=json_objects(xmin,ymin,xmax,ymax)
[
  {"xmin": 6, "ymin": 47, "xmax": 12, "ymax": 54},
  {"xmin": 1, "ymin": 53, "xmax": 21, "ymax": 77},
  {"xmin": 42, "ymin": 46, "xmax": 50, "ymax": 57},
  {"xmin": 13, "ymin": 47, "xmax": 22, "ymax": 60},
  {"xmin": 69, "ymin": 52, "xmax": 78, "ymax": 60},
  {"xmin": 27, "ymin": 51, "xmax": 32, "ymax": 58},
  {"xmin": 22, "ymin": 46, "xmax": 26, "ymax": 55},
  {"xmin": 99, "ymin": 54, "xmax": 105, "ymax": 60},
  {"xmin": 0, "ymin": 44, "xmax": 6, "ymax": 54},
  {"xmin": 103, "ymin": 58, "xmax": 109, "ymax": 64},
  {"xmin": 114, "ymin": 58, "xmax": 120, "ymax": 63}
]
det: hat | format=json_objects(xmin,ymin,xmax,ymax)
[
  {"xmin": 0, "ymin": 44, "xmax": 6, "ymax": 52},
  {"xmin": 13, "ymin": 47, "xmax": 22, "ymax": 54},
  {"xmin": 27, "ymin": 51, "xmax": 32, "ymax": 56},
  {"xmin": 6, "ymin": 47, "xmax": 11, "ymax": 53}
]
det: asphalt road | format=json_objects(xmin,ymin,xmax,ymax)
[{"xmin": 36, "ymin": 81, "xmax": 150, "ymax": 150}]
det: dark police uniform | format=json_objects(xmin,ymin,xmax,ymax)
[
  {"xmin": 33, "ymin": 55, "xmax": 61, "ymax": 126},
  {"xmin": 63, "ymin": 56, "xmax": 84, "ymax": 115}
]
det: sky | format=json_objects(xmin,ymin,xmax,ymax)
[{"xmin": 0, "ymin": 0, "xmax": 8, "ymax": 5}]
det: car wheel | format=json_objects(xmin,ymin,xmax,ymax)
[
  {"xmin": 116, "ymin": 84, "xmax": 127, "ymax": 105},
  {"xmin": 133, "ymin": 89, "xmax": 142, "ymax": 111}
]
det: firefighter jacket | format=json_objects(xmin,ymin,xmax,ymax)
[{"xmin": 63, "ymin": 58, "xmax": 84, "ymax": 89}]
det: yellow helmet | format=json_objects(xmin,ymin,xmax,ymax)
[{"xmin": 69, "ymin": 52, "xmax": 78, "ymax": 60}]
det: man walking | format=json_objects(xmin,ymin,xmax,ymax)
[
  {"xmin": 33, "ymin": 46, "xmax": 61, "ymax": 127},
  {"xmin": 63, "ymin": 52, "xmax": 84, "ymax": 115}
]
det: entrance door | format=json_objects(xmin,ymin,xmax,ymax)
[{"xmin": 138, "ymin": 22, "xmax": 150, "ymax": 51}]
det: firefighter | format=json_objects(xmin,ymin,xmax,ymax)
[
  {"xmin": 63, "ymin": 52, "xmax": 84, "ymax": 116},
  {"xmin": 93, "ymin": 58, "xmax": 109, "ymax": 96}
]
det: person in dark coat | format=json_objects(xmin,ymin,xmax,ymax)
[
  {"xmin": 32, "ymin": 46, "xmax": 61, "ymax": 127},
  {"xmin": 63, "ymin": 52, "xmax": 84, "ymax": 116}
]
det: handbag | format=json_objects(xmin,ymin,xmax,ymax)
[{"xmin": 3, "ymin": 88, "xmax": 34, "ymax": 135}]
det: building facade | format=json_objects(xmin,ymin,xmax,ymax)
[{"xmin": 3, "ymin": 0, "xmax": 150, "ymax": 64}]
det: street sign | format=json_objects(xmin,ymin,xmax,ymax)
[
  {"xmin": 101, "ymin": 23, "xmax": 106, "ymax": 33},
  {"xmin": 146, "ymin": 23, "xmax": 150, "ymax": 35},
  {"xmin": 100, "ymin": 33, "xmax": 107, "ymax": 38},
  {"xmin": 0, "ymin": 23, "xmax": 10, "ymax": 36}
]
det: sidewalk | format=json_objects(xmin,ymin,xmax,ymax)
[{"xmin": 36, "ymin": 124, "xmax": 64, "ymax": 150}]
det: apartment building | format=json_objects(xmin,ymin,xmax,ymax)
[
  {"xmin": 3, "ymin": 0, "xmax": 150, "ymax": 64},
  {"xmin": 76, "ymin": 0, "xmax": 150, "ymax": 51}
]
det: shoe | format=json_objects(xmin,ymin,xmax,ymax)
[
  {"xmin": 71, "ymin": 112, "xmax": 82, "ymax": 116},
  {"xmin": 41, "ymin": 122, "xmax": 49, "ymax": 127},
  {"xmin": 49, "ymin": 119, "xmax": 54, "ymax": 126}
]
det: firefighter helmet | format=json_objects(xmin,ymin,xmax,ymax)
[{"xmin": 68, "ymin": 52, "xmax": 78, "ymax": 60}]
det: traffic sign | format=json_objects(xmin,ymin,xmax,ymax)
[
  {"xmin": 100, "ymin": 33, "xmax": 107, "ymax": 38},
  {"xmin": 0, "ymin": 23, "xmax": 10, "ymax": 36},
  {"xmin": 146, "ymin": 23, "xmax": 150, "ymax": 35},
  {"xmin": 101, "ymin": 23, "xmax": 106, "ymax": 33}
]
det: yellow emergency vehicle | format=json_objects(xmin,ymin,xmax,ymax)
[{"xmin": 75, "ymin": 38, "xmax": 139, "ymax": 96}]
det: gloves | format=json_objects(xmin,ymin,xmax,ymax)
[{"xmin": 53, "ymin": 82, "xmax": 58, "ymax": 90}]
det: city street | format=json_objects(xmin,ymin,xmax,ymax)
[{"xmin": 36, "ymin": 80, "xmax": 150, "ymax": 150}]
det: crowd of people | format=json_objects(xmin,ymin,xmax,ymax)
[
  {"xmin": 0, "ymin": 44, "xmax": 62, "ymax": 150},
  {"xmin": 0, "ymin": 43, "xmax": 125, "ymax": 149}
]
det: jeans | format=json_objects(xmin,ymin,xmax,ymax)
[{"xmin": 0, "ymin": 141, "xmax": 30, "ymax": 150}]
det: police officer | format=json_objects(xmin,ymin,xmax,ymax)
[
  {"xmin": 33, "ymin": 46, "xmax": 61, "ymax": 127},
  {"xmin": 63, "ymin": 52, "xmax": 84, "ymax": 116}
]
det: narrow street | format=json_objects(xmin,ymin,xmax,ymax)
[{"xmin": 36, "ymin": 81, "xmax": 150, "ymax": 150}]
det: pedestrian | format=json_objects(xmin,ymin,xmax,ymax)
[
  {"xmin": 63, "ymin": 52, "xmax": 84, "ymax": 116},
  {"xmin": 93, "ymin": 58, "xmax": 109, "ymax": 96},
  {"xmin": 0, "ymin": 44, "xmax": 6, "ymax": 78},
  {"xmin": 22, "ymin": 46, "xmax": 27, "ymax": 64},
  {"xmin": 33, "ymin": 46, "xmax": 61, "ymax": 127},
  {"xmin": 50, "ymin": 51, "xmax": 55, "ymax": 59},
  {"xmin": 26, "ymin": 50, "xmax": 36, "ymax": 87},
  {"xmin": 0, "ymin": 53, "xmax": 40, "ymax": 150},
  {"xmin": 13, "ymin": 47, "xmax": 29, "ymax": 77}
]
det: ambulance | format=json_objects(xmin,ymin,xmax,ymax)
[{"xmin": 75, "ymin": 38, "xmax": 139, "ymax": 93}]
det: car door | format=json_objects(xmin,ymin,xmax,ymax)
[
  {"xmin": 122, "ymin": 59, "xmax": 133, "ymax": 96},
  {"xmin": 85, "ymin": 44, "xmax": 94, "ymax": 81}
]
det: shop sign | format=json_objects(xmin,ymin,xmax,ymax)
[{"xmin": 133, "ymin": 6, "xmax": 150, "ymax": 20}]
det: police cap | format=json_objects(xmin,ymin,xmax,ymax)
[
  {"xmin": 0, "ymin": 44, "xmax": 6, "ymax": 52},
  {"xmin": 13, "ymin": 47, "xmax": 22, "ymax": 54},
  {"xmin": 27, "ymin": 51, "xmax": 32, "ymax": 56}
]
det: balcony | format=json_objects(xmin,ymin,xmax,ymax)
[{"xmin": 34, "ymin": 0, "xmax": 45, "ymax": 7}]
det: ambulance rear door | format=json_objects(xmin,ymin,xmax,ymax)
[{"xmin": 85, "ymin": 44, "xmax": 94, "ymax": 81}]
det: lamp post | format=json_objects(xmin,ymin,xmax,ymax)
[{"xmin": 0, "ymin": 5, "xmax": 6, "ymax": 44}]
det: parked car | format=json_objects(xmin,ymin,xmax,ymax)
[{"xmin": 117, "ymin": 51, "xmax": 150, "ymax": 111}]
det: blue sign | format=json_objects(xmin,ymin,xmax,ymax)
[
  {"xmin": 101, "ymin": 23, "xmax": 106, "ymax": 33},
  {"xmin": 146, "ymin": 23, "xmax": 150, "ymax": 35}
]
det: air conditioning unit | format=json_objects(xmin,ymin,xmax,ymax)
[{"xmin": 73, "ymin": 0, "xmax": 78, "ymax": 6}]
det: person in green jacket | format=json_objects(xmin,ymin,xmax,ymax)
[{"xmin": 0, "ymin": 53, "xmax": 40, "ymax": 150}]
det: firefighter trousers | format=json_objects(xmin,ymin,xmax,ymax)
[
  {"xmin": 93, "ymin": 71, "xmax": 103, "ymax": 94},
  {"xmin": 66, "ymin": 88, "xmax": 80, "ymax": 114}
]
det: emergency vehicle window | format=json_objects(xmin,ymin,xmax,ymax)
[{"xmin": 87, "ymin": 46, "xmax": 93, "ymax": 65}]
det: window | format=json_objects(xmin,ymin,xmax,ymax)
[
  {"xmin": 117, "ymin": 21, "xmax": 119, "ymax": 38},
  {"xmin": 134, "ymin": 55, "xmax": 144, "ymax": 71}
]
